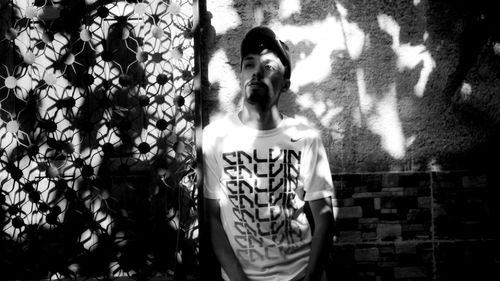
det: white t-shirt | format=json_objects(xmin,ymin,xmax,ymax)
[{"xmin": 203, "ymin": 113, "xmax": 334, "ymax": 281}]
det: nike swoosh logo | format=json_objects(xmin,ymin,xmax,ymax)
[{"xmin": 291, "ymin": 137, "xmax": 304, "ymax": 142}]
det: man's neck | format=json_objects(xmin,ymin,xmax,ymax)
[{"xmin": 238, "ymin": 105, "xmax": 282, "ymax": 130}]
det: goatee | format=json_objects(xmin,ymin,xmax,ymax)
[{"xmin": 247, "ymin": 89, "xmax": 270, "ymax": 106}]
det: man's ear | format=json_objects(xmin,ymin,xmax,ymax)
[{"xmin": 282, "ymin": 79, "xmax": 290, "ymax": 92}]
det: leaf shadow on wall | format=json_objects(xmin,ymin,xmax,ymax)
[{"xmin": 206, "ymin": 0, "xmax": 500, "ymax": 172}]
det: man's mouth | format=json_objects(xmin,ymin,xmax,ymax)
[
  {"xmin": 245, "ymin": 80, "xmax": 269, "ymax": 104},
  {"xmin": 247, "ymin": 80, "xmax": 266, "ymax": 88}
]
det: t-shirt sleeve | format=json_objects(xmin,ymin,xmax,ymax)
[
  {"xmin": 302, "ymin": 134, "xmax": 335, "ymax": 201},
  {"xmin": 203, "ymin": 127, "xmax": 221, "ymax": 199}
]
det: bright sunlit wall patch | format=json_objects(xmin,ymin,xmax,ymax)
[{"xmin": 206, "ymin": 1, "xmax": 436, "ymax": 163}]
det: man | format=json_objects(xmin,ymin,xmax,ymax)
[{"xmin": 203, "ymin": 26, "xmax": 334, "ymax": 281}]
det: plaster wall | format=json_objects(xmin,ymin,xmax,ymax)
[{"xmin": 204, "ymin": 0, "xmax": 500, "ymax": 173}]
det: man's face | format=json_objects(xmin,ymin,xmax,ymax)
[{"xmin": 240, "ymin": 49, "xmax": 290, "ymax": 109}]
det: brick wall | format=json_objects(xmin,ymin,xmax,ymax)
[{"xmin": 328, "ymin": 171, "xmax": 500, "ymax": 281}]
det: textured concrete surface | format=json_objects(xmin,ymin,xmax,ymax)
[{"xmin": 204, "ymin": 0, "xmax": 500, "ymax": 173}]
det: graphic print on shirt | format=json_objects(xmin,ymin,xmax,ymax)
[{"xmin": 221, "ymin": 147, "xmax": 308, "ymax": 262}]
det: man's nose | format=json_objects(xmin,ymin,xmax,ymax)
[{"xmin": 252, "ymin": 63, "xmax": 264, "ymax": 79}]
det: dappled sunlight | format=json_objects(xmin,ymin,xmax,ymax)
[
  {"xmin": 1, "ymin": 0, "xmax": 198, "ymax": 278},
  {"xmin": 335, "ymin": 3, "xmax": 365, "ymax": 60},
  {"xmin": 356, "ymin": 67, "xmax": 406, "ymax": 159},
  {"xmin": 369, "ymin": 83, "xmax": 406, "ymax": 159},
  {"xmin": 273, "ymin": 15, "xmax": 352, "ymax": 93},
  {"xmin": 208, "ymin": 0, "xmax": 240, "ymax": 35},
  {"xmin": 207, "ymin": 0, "xmax": 436, "ymax": 160},
  {"xmin": 80, "ymin": 228, "xmax": 99, "ymax": 251},
  {"xmin": 377, "ymin": 14, "xmax": 435, "ymax": 98},
  {"xmin": 204, "ymin": 0, "xmax": 444, "ymax": 165},
  {"xmin": 279, "ymin": 0, "xmax": 301, "ymax": 20},
  {"xmin": 253, "ymin": 7, "xmax": 265, "ymax": 26},
  {"xmin": 272, "ymin": 5, "xmax": 433, "ymax": 160},
  {"xmin": 296, "ymin": 91, "xmax": 344, "ymax": 137},
  {"xmin": 208, "ymin": 48, "xmax": 241, "ymax": 111},
  {"xmin": 459, "ymin": 82, "xmax": 473, "ymax": 101}
]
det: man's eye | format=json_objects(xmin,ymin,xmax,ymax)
[
  {"xmin": 264, "ymin": 64, "xmax": 275, "ymax": 71},
  {"xmin": 244, "ymin": 63, "xmax": 254, "ymax": 69}
]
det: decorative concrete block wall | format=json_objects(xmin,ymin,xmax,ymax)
[{"xmin": 0, "ymin": 1, "xmax": 199, "ymax": 280}]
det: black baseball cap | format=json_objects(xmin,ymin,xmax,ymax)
[{"xmin": 240, "ymin": 26, "xmax": 291, "ymax": 79}]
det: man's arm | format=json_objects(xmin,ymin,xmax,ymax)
[
  {"xmin": 303, "ymin": 196, "xmax": 334, "ymax": 281},
  {"xmin": 206, "ymin": 198, "xmax": 249, "ymax": 281}
]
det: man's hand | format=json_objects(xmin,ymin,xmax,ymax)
[
  {"xmin": 303, "ymin": 196, "xmax": 334, "ymax": 281},
  {"xmin": 206, "ymin": 198, "xmax": 249, "ymax": 281}
]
